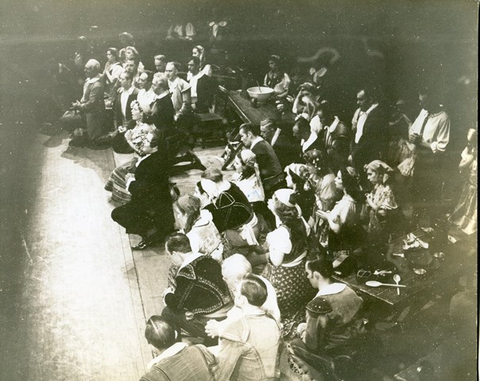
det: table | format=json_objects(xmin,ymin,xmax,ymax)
[
  {"xmin": 223, "ymin": 89, "xmax": 295, "ymax": 126},
  {"xmin": 334, "ymin": 229, "xmax": 471, "ymax": 309}
]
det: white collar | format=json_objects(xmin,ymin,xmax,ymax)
[
  {"xmin": 327, "ymin": 116, "xmax": 340, "ymax": 133},
  {"xmin": 302, "ymin": 132, "xmax": 318, "ymax": 151},
  {"xmin": 192, "ymin": 209, "xmax": 213, "ymax": 228},
  {"xmin": 135, "ymin": 153, "xmax": 152, "ymax": 167},
  {"xmin": 147, "ymin": 342, "xmax": 188, "ymax": 370},
  {"xmin": 360, "ymin": 103, "xmax": 378, "ymax": 116},
  {"xmin": 250, "ymin": 136, "xmax": 264, "ymax": 149},
  {"xmin": 179, "ymin": 252, "xmax": 204, "ymax": 270},
  {"xmin": 316, "ymin": 282, "xmax": 346, "ymax": 296},
  {"xmin": 155, "ymin": 91, "xmax": 170, "ymax": 100},
  {"xmin": 271, "ymin": 128, "xmax": 281, "ymax": 146}
]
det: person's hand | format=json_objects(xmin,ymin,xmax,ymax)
[
  {"xmin": 316, "ymin": 210, "xmax": 328, "ymax": 220},
  {"xmin": 409, "ymin": 133, "xmax": 420, "ymax": 143},
  {"xmin": 71, "ymin": 100, "xmax": 81, "ymax": 110},
  {"xmin": 205, "ymin": 319, "xmax": 221, "ymax": 338},
  {"xmin": 118, "ymin": 125, "xmax": 127, "ymax": 133}
]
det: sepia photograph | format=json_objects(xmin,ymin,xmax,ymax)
[{"xmin": 0, "ymin": 0, "xmax": 477, "ymax": 380}]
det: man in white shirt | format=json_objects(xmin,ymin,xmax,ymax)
[
  {"xmin": 165, "ymin": 61, "xmax": 192, "ymax": 119},
  {"xmin": 409, "ymin": 88, "xmax": 451, "ymax": 224}
]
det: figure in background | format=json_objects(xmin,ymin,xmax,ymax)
[
  {"xmin": 162, "ymin": 233, "xmax": 232, "ymax": 344},
  {"xmin": 118, "ymin": 32, "xmax": 135, "ymax": 63},
  {"xmin": 174, "ymin": 194, "xmax": 223, "ymax": 261},
  {"xmin": 292, "ymin": 117, "xmax": 324, "ymax": 159},
  {"xmin": 264, "ymin": 55, "xmax": 291, "ymax": 99},
  {"xmin": 448, "ymin": 128, "xmax": 477, "ymax": 235},
  {"xmin": 387, "ymin": 99, "xmax": 412, "ymax": 168},
  {"xmin": 409, "ymin": 87, "xmax": 450, "ymax": 225},
  {"xmin": 154, "ymin": 54, "xmax": 167, "ymax": 73},
  {"xmin": 292, "ymin": 82, "xmax": 319, "ymax": 121},
  {"xmin": 103, "ymin": 47, "xmax": 123, "ymax": 105},
  {"xmin": 191, "ymin": 46, "xmax": 213, "ymax": 77},
  {"xmin": 350, "ymin": 87, "xmax": 388, "ymax": 185},
  {"xmin": 111, "ymin": 70, "xmax": 138, "ymax": 153},
  {"xmin": 123, "ymin": 46, "xmax": 145, "ymax": 79},
  {"xmin": 166, "ymin": 19, "xmax": 196, "ymax": 41},
  {"xmin": 212, "ymin": 274, "xmax": 282, "ymax": 381},
  {"xmin": 187, "ymin": 56, "xmax": 215, "ymax": 114},
  {"xmin": 66, "ymin": 59, "xmax": 106, "ymax": 147},
  {"xmin": 140, "ymin": 316, "xmax": 216, "ymax": 381},
  {"xmin": 165, "ymin": 61, "xmax": 192, "ymax": 121},
  {"xmin": 363, "ymin": 160, "xmax": 399, "ymax": 245}
]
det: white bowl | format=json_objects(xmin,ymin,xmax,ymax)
[{"xmin": 247, "ymin": 86, "xmax": 274, "ymax": 102}]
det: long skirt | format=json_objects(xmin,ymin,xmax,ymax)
[{"xmin": 105, "ymin": 157, "xmax": 138, "ymax": 204}]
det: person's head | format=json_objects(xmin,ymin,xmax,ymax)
[
  {"xmin": 239, "ymin": 123, "xmax": 260, "ymax": 148},
  {"xmin": 165, "ymin": 61, "xmax": 180, "ymax": 81},
  {"xmin": 119, "ymin": 70, "xmax": 133, "ymax": 90},
  {"xmin": 268, "ymin": 55, "xmax": 280, "ymax": 71},
  {"xmin": 106, "ymin": 47, "xmax": 119, "ymax": 63},
  {"xmin": 284, "ymin": 163, "xmax": 309, "ymax": 190},
  {"xmin": 194, "ymin": 180, "xmax": 212, "ymax": 207},
  {"xmin": 151, "ymin": 73, "xmax": 169, "ymax": 95},
  {"xmin": 192, "ymin": 45, "xmax": 205, "ymax": 62},
  {"xmin": 467, "ymin": 128, "xmax": 477, "ymax": 146},
  {"xmin": 233, "ymin": 149, "xmax": 257, "ymax": 178},
  {"xmin": 200, "ymin": 168, "xmax": 224, "ymax": 198},
  {"xmin": 118, "ymin": 32, "xmax": 134, "ymax": 47},
  {"xmin": 418, "ymin": 87, "xmax": 442, "ymax": 112},
  {"xmin": 187, "ymin": 56, "xmax": 201, "ymax": 75},
  {"xmin": 130, "ymin": 100, "xmax": 144, "ymax": 121},
  {"xmin": 316, "ymin": 101, "xmax": 334, "ymax": 126},
  {"xmin": 222, "ymin": 254, "xmax": 253, "ymax": 292},
  {"xmin": 357, "ymin": 88, "xmax": 374, "ymax": 112},
  {"xmin": 137, "ymin": 70, "xmax": 153, "ymax": 90},
  {"xmin": 124, "ymin": 58, "xmax": 138, "ymax": 75},
  {"xmin": 305, "ymin": 256, "xmax": 334, "ymax": 289},
  {"xmin": 292, "ymin": 117, "xmax": 311, "ymax": 141},
  {"xmin": 364, "ymin": 160, "xmax": 393, "ymax": 186},
  {"xmin": 124, "ymin": 46, "xmax": 139, "ymax": 61},
  {"xmin": 260, "ymin": 118, "xmax": 277, "ymax": 142},
  {"xmin": 303, "ymin": 149, "xmax": 329, "ymax": 175},
  {"xmin": 268, "ymin": 188, "xmax": 302, "ymax": 224},
  {"xmin": 140, "ymin": 129, "xmax": 160, "ymax": 155},
  {"xmin": 335, "ymin": 167, "xmax": 362, "ymax": 200},
  {"xmin": 154, "ymin": 55, "xmax": 167, "ymax": 72},
  {"xmin": 175, "ymin": 194, "xmax": 201, "ymax": 233},
  {"xmin": 84, "ymin": 59, "xmax": 101, "ymax": 78},
  {"xmin": 235, "ymin": 274, "xmax": 268, "ymax": 309},
  {"xmin": 165, "ymin": 232, "xmax": 192, "ymax": 266},
  {"xmin": 145, "ymin": 316, "xmax": 176, "ymax": 352}
]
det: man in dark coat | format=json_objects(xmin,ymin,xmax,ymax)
[
  {"xmin": 260, "ymin": 118, "xmax": 300, "ymax": 169},
  {"xmin": 111, "ymin": 130, "xmax": 174, "ymax": 249}
]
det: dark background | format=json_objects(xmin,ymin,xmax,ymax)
[{"xmin": 0, "ymin": 1, "xmax": 477, "ymax": 379}]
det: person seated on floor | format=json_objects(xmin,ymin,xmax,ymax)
[
  {"xmin": 260, "ymin": 118, "xmax": 300, "ymax": 169},
  {"xmin": 140, "ymin": 315, "xmax": 216, "ymax": 381},
  {"xmin": 284, "ymin": 163, "xmax": 315, "ymax": 221},
  {"xmin": 136, "ymin": 70, "xmax": 156, "ymax": 112},
  {"xmin": 187, "ymin": 56, "xmax": 215, "ymax": 114},
  {"xmin": 154, "ymin": 54, "xmax": 167, "ymax": 74},
  {"xmin": 289, "ymin": 256, "xmax": 364, "ymax": 378},
  {"xmin": 239, "ymin": 123, "xmax": 285, "ymax": 199},
  {"xmin": 110, "ymin": 70, "xmax": 139, "ymax": 153},
  {"xmin": 191, "ymin": 45, "xmax": 213, "ymax": 77},
  {"xmin": 250, "ymin": 189, "xmax": 316, "ymax": 329},
  {"xmin": 66, "ymin": 59, "xmax": 106, "ymax": 147},
  {"xmin": 231, "ymin": 149, "xmax": 265, "ymax": 207},
  {"xmin": 211, "ymin": 274, "xmax": 282, "ymax": 381},
  {"xmin": 316, "ymin": 167, "xmax": 365, "ymax": 270},
  {"xmin": 196, "ymin": 168, "xmax": 261, "ymax": 250},
  {"xmin": 363, "ymin": 160, "xmax": 399, "ymax": 246},
  {"xmin": 292, "ymin": 117, "xmax": 324, "ymax": 160},
  {"xmin": 105, "ymin": 101, "xmax": 157, "ymax": 204},
  {"xmin": 161, "ymin": 233, "xmax": 233, "ymax": 344},
  {"xmin": 205, "ymin": 254, "xmax": 281, "ymax": 340},
  {"xmin": 111, "ymin": 129, "xmax": 175, "ymax": 250},
  {"xmin": 174, "ymin": 194, "xmax": 223, "ymax": 261}
]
